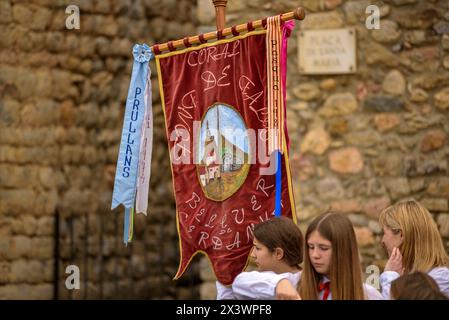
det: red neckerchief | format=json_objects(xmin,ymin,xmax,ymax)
[{"xmin": 318, "ymin": 281, "xmax": 330, "ymax": 300}]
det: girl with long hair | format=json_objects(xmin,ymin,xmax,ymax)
[
  {"xmin": 276, "ymin": 212, "xmax": 382, "ymax": 300},
  {"xmin": 379, "ymin": 199, "xmax": 449, "ymax": 299}
]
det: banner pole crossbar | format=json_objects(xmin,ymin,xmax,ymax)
[{"xmin": 151, "ymin": 7, "xmax": 306, "ymax": 55}]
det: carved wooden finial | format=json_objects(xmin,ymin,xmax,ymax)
[{"xmin": 212, "ymin": 0, "xmax": 228, "ymax": 30}]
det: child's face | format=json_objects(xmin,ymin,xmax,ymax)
[
  {"xmin": 250, "ymin": 237, "xmax": 278, "ymax": 272},
  {"xmin": 307, "ymin": 230, "xmax": 332, "ymax": 276}
]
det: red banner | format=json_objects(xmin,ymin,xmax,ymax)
[{"xmin": 156, "ymin": 26, "xmax": 296, "ymax": 285}]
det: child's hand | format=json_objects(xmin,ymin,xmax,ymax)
[
  {"xmin": 275, "ymin": 279, "xmax": 301, "ymax": 300},
  {"xmin": 385, "ymin": 247, "xmax": 404, "ymax": 275}
]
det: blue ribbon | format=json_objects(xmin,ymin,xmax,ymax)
[
  {"xmin": 111, "ymin": 44, "xmax": 153, "ymax": 244},
  {"xmin": 274, "ymin": 151, "xmax": 282, "ymax": 217}
]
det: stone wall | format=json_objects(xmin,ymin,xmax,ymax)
[
  {"xmin": 1, "ymin": 0, "xmax": 448, "ymax": 301},
  {"xmin": 197, "ymin": 0, "xmax": 449, "ymax": 299},
  {"xmin": 0, "ymin": 0, "xmax": 199, "ymax": 299}
]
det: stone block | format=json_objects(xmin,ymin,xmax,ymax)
[
  {"xmin": 34, "ymin": 191, "xmax": 58, "ymax": 216},
  {"xmin": 30, "ymin": 237, "xmax": 53, "ymax": 259},
  {"xmin": 9, "ymin": 259, "xmax": 47, "ymax": 283},
  {"xmin": 0, "ymin": 99, "xmax": 21, "ymax": 126},
  {"xmin": 374, "ymin": 113, "xmax": 401, "ymax": 132},
  {"xmin": 11, "ymin": 215, "xmax": 37, "ymax": 236},
  {"xmin": 0, "ymin": 236, "xmax": 31, "ymax": 260},
  {"xmin": 328, "ymin": 117, "xmax": 348, "ymax": 136},
  {"xmin": 382, "ymin": 70, "xmax": 405, "ymax": 96},
  {"xmin": 0, "ymin": 1, "xmax": 12, "ymax": 23},
  {"xmin": 343, "ymin": 0, "xmax": 371, "ymax": 23},
  {"xmin": 348, "ymin": 214, "xmax": 369, "ymax": 227},
  {"xmin": 36, "ymin": 216, "xmax": 54, "ymax": 236},
  {"xmin": 12, "ymin": 4, "xmax": 32, "ymax": 25},
  {"xmin": 409, "ymin": 178, "xmax": 425, "ymax": 193},
  {"xmin": 420, "ymin": 130, "xmax": 447, "ymax": 153},
  {"xmin": 364, "ymin": 96, "xmax": 404, "ymax": 112},
  {"xmin": 0, "ymin": 284, "xmax": 52, "ymax": 299},
  {"xmin": 410, "ymin": 88, "xmax": 428, "ymax": 103},
  {"xmin": 292, "ymin": 83, "xmax": 320, "ymax": 101},
  {"xmin": 329, "ymin": 147, "xmax": 364, "ymax": 174},
  {"xmin": 0, "ymin": 262, "xmax": 11, "ymax": 284},
  {"xmin": 300, "ymin": 127, "xmax": 331, "ymax": 155},
  {"xmin": 437, "ymin": 214, "xmax": 449, "ymax": 237},
  {"xmin": 354, "ymin": 226, "xmax": 375, "ymax": 247},
  {"xmin": 21, "ymin": 100, "xmax": 58, "ymax": 127},
  {"xmin": 199, "ymin": 281, "xmax": 217, "ymax": 300},
  {"xmin": 368, "ymin": 220, "xmax": 383, "ymax": 235},
  {"xmin": 427, "ymin": 178, "xmax": 449, "ymax": 197},
  {"xmin": 298, "ymin": 204, "xmax": 325, "ymax": 221},
  {"xmin": 372, "ymin": 152, "xmax": 402, "ymax": 177},
  {"xmin": 364, "ymin": 42, "xmax": 398, "ymax": 67},
  {"xmin": 29, "ymin": 6, "xmax": 52, "ymax": 31},
  {"xmin": 434, "ymin": 87, "xmax": 449, "ymax": 110},
  {"xmin": 392, "ymin": 4, "xmax": 437, "ymax": 29},
  {"xmin": 319, "ymin": 93, "xmax": 358, "ymax": 118},
  {"xmin": 330, "ymin": 199, "xmax": 361, "ymax": 214},
  {"xmin": 51, "ymin": 70, "xmax": 75, "ymax": 100},
  {"xmin": 421, "ymin": 198, "xmax": 449, "ymax": 212},
  {"xmin": 0, "ymin": 165, "xmax": 39, "ymax": 188},
  {"xmin": 384, "ymin": 178, "xmax": 411, "ymax": 200},
  {"xmin": 199, "ymin": 256, "xmax": 216, "ymax": 282},
  {"xmin": 0, "ymin": 189, "xmax": 36, "ymax": 216},
  {"xmin": 320, "ymin": 79, "xmax": 337, "ymax": 91},
  {"xmin": 316, "ymin": 177, "xmax": 344, "ymax": 200},
  {"xmin": 301, "ymin": 11, "xmax": 344, "ymax": 29},
  {"xmin": 197, "ymin": 0, "xmax": 215, "ymax": 25},
  {"xmin": 364, "ymin": 197, "xmax": 391, "ymax": 220},
  {"xmin": 345, "ymin": 130, "xmax": 381, "ymax": 147},
  {"xmin": 60, "ymin": 145, "xmax": 84, "ymax": 164},
  {"xmin": 372, "ymin": 20, "xmax": 401, "ymax": 43}
]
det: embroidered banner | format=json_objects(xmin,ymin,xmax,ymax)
[{"xmin": 155, "ymin": 22, "xmax": 296, "ymax": 285}]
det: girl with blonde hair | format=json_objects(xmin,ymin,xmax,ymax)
[
  {"xmin": 379, "ymin": 199, "xmax": 449, "ymax": 299},
  {"xmin": 276, "ymin": 212, "xmax": 382, "ymax": 300}
]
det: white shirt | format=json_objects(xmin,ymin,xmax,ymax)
[
  {"xmin": 216, "ymin": 271, "xmax": 383, "ymax": 300},
  {"xmin": 363, "ymin": 283, "xmax": 384, "ymax": 300},
  {"xmin": 380, "ymin": 266, "xmax": 449, "ymax": 299},
  {"xmin": 216, "ymin": 270, "xmax": 301, "ymax": 300}
]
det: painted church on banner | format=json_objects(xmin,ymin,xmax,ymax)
[{"xmin": 197, "ymin": 103, "xmax": 250, "ymax": 205}]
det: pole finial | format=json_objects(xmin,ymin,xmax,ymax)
[
  {"xmin": 293, "ymin": 7, "xmax": 306, "ymax": 20},
  {"xmin": 212, "ymin": 0, "xmax": 228, "ymax": 6},
  {"xmin": 212, "ymin": 0, "xmax": 228, "ymax": 30}
]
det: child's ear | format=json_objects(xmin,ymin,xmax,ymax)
[{"xmin": 274, "ymin": 248, "xmax": 285, "ymax": 261}]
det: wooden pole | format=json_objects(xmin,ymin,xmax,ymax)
[
  {"xmin": 151, "ymin": 7, "xmax": 306, "ymax": 55},
  {"xmin": 212, "ymin": 0, "xmax": 228, "ymax": 30}
]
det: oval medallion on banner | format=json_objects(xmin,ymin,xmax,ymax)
[{"xmin": 196, "ymin": 103, "xmax": 251, "ymax": 201}]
